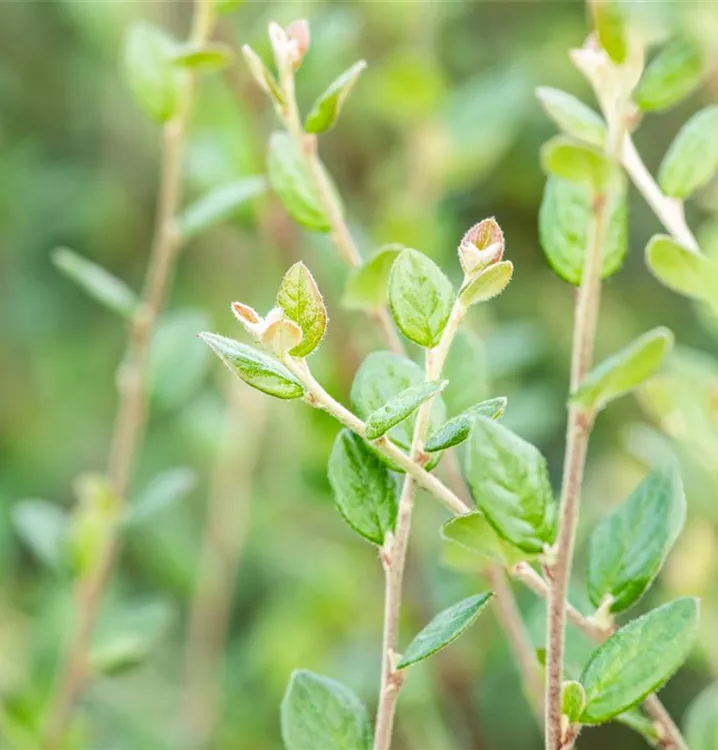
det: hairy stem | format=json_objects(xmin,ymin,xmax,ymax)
[
  {"xmin": 621, "ymin": 135, "xmax": 699, "ymax": 253},
  {"xmin": 183, "ymin": 381, "xmax": 266, "ymax": 747},
  {"xmin": 40, "ymin": 3, "xmax": 215, "ymax": 746},
  {"xmin": 545, "ymin": 189, "xmax": 607, "ymax": 750},
  {"xmin": 373, "ymin": 304, "xmax": 463, "ymax": 750}
]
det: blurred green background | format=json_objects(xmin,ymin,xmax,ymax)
[{"xmin": 1, "ymin": 1, "xmax": 718, "ymax": 748}]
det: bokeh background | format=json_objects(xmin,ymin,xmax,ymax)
[{"xmin": 2, "ymin": 1, "xmax": 718, "ymax": 748}]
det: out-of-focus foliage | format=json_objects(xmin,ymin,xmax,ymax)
[{"xmin": 1, "ymin": 1, "xmax": 717, "ymax": 749}]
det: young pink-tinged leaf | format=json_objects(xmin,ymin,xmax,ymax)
[
  {"xmin": 275, "ymin": 262, "xmax": 327, "ymax": 357},
  {"xmin": 305, "ymin": 60, "xmax": 367, "ymax": 134},
  {"xmin": 458, "ymin": 218, "xmax": 504, "ymax": 276}
]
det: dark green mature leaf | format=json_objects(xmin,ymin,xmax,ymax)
[
  {"xmin": 276, "ymin": 262, "xmax": 327, "ymax": 357},
  {"xmin": 424, "ymin": 397, "xmax": 506, "ymax": 453},
  {"xmin": 267, "ymin": 132, "xmax": 330, "ymax": 232},
  {"xmin": 587, "ymin": 466, "xmax": 686, "ymax": 612},
  {"xmin": 459, "ymin": 261, "xmax": 513, "ymax": 308},
  {"xmin": 365, "ymin": 380, "xmax": 446, "ymax": 440},
  {"xmin": 572, "ymin": 327, "xmax": 674, "ymax": 411},
  {"xmin": 281, "ymin": 670, "xmax": 372, "ymax": 750},
  {"xmin": 200, "ymin": 332, "xmax": 304, "ymax": 399},
  {"xmin": 562, "ymin": 681, "xmax": 587, "ymax": 724},
  {"xmin": 635, "ymin": 36, "xmax": 704, "ymax": 112},
  {"xmin": 536, "ymin": 87, "xmax": 606, "ymax": 147},
  {"xmin": 645, "ymin": 234, "xmax": 717, "ymax": 302},
  {"xmin": 342, "ymin": 245, "xmax": 402, "ymax": 311},
  {"xmin": 305, "ymin": 60, "xmax": 367, "ymax": 134},
  {"xmin": 13, "ymin": 500, "xmax": 69, "ymax": 573},
  {"xmin": 440, "ymin": 512, "xmax": 525, "ymax": 566},
  {"xmin": 126, "ymin": 468, "xmax": 196, "ymax": 527},
  {"xmin": 464, "ymin": 417, "xmax": 556, "ymax": 553},
  {"xmin": 685, "ymin": 682, "xmax": 718, "ymax": 750},
  {"xmin": 123, "ymin": 21, "xmax": 183, "ymax": 123},
  {"xmin": 541, "ymin": 136, "xmax": 609, "ymax": 188},
  {"xmin": 397, "ymin": 593, "xmax": 494, "ymax": 669},
  {"xmin": 580, "ymin": 598, "xmax": 699, "ymax": 724},
  {"xmin": 659, "ymin": 106, "xmax": 718, "ymax": 199},
  {"xmin": 539, "ymin": 174, "xmax": 628, "ymax": 285},
  {"xmin": 351, "ymin": 352, "xmax": 447, "ymax": 463},
  {"xmin": 327, "ymin": 430, "xmax": 398, "ymax": 545},
  {"xmin": 590, "ymin": 0, "xmax": 627, "ymax": 63},
  {"xmin": 52, "ymin": 247, "xmax": 137, "ymax": 318},
  {"xmin": 90, "ymin": 598, "xmax": 174, "ymax": 676},
  {"xmin": 179, "ymin": 176, "xmax": 267, "ymax": 239},
  {"xmin": 388, "ymin": 249, "xmax": 454, "ymax": 348}
]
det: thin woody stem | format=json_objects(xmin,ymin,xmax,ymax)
[{"xmin": 40, "ymin": 2, "xmax": 215, "ymax": 746}]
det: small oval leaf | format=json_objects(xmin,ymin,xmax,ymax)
[
  {"xmin": 635, "ymin": 36, "xmax": 704, "ymax": 112},
  {"xmin": 424, "ymin": 397, "xmax": 506, "ymax": 453},
  {"xmin": 541, "ymin": 136, "xmax": 609, "ymax": 188},
  {"xmin": 440, "ymin": 512, "xmax": 525, "ymax": 567},
  {"xmin": 365, "ymin": 380, "xmax": 447, "ymax": 440},
  {"xmin": 173, "ymin": 42, "xmax": 234, "ymax": 72},
  {"xmin": 241, "ymin": 45, "xmax": 285, "ymax": 109},
  {"xmin": 276, "ymin": 262, "xmax": 327, "ymax": 357},
  {"xmin": 304, "ymin": 60, "xmax": 367, "ymax": 135},
  {"xmin": 459, "ymin": 261, "xmax": 513, "ymax": 308},
  {"xmin": 327, "ymin": 430, "xmax": 398, "ymax": 546},
  {"xmin": 342, "ymin": 245, "xmax": 403, "ymax": 312},
  {"xmin": 464, "ymin": 417, "xmax": 556, "ymax": 553},
  {"xmin": 388, "ymin": 249, "xmax": 454, "ymax": 348},
  {"xmin": 267, "ymin": 131, "xmax": 330, "ymax": 232},
  {"xmin": 587, "ymin": 465, "xmax": 686, "ymax": 613},
  {"xmin": 562, "ymin": 681, "xmax": 587, "ymax": 724},
  {"xmin": 580, "ymin": 597, "xmax": 699, "ymax": 724},
  {"xmin": 536, "ymin": 87, "xmax": 606, "ymax": 147},
  {"xmin": 396, "ymin": 592, "xmax": 494, "ymax": 669},
  {"xmin": 659, "ymin": 105, "xmax": 718, "ymax": 199},
  {"xmin": 590, "ymin": 0, "xmax": 627, "ymax": 63},
  {"xmin": 200, "ymin": 332, "xmax": 304, "ymax": 399},
  {"xmin": 645, "ymin": 234, "xmax": 717, "ymax": 303},
  {"xmin": 572, "ymin": 327, "xmax": 674, "ymax": 412},
  {"xmin": 685, "ymin": 682, "xmax": 718, "ymax": 750},
  {"xmin": 281, "ymin": 670, "xmax": 372, "ymax": 750},
  {"xmin": 52, "ymin": 247, "xmax": 137, "ymax": 318}
]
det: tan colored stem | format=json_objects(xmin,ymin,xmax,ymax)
[
  {"xmin": 40, "ymin": 3, "xmax": 215, "ymax": 746},
  {"xmin": 183, "ymin": 380, "xmax": 266, "ymax": 746}
]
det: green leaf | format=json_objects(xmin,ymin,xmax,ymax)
[
  {"xmin": 685, "ymin": 682, "xmax": 718, "ymax": 750},
  {"xmin": 215, "ymin": 0, "xmax": 243, "ymax": 13},
  {"xmin": 440, "ymin": 512, "xmax": 526, "ymax": 567},
  {"xmin": 123, "ymin": 21, "xmax": 183, "ymax": 124},
  {"xmin": 365, "ymin": 380, "xmax": 447, "ymax": 440},
  {"xmin": 13, "ymin": 499, "xmax": 69, "ymax": 573},
  {"xmin": 276, "ymin": 262, "xmax": 328, "ymax": 357},
  {"xmin": 173, "ymin": 42, "xmax": 233, "ymax": 72},
  {"xmin": 126, "ymin": 468, "xmax": 196, "ymax": 527},
  {"xmin": 396, "ymin": 592, "xmax": 494, "ymax": 669},
  {"xmin": 541, "ymin": 136, "xmax": 610, "ymax": 188},
  {"xmin": 342, "ymin": 245, "xmax": 402, "ymax": 312},
  {"xmin": 635, "ymin": 36, "xmax": 704, "ymax": 112},
  {"xmin": 572, "ymin": 327, "xmax": 674, "ymax": 412},
  {"xmin": 562, "ymin": 681, "xmax": 587, "ymax": 724},
  {"xmin": 351, "ymin": 352, "xmax": 447, "ymax": 465},
  {"xmin": 580, "ymin": 598, "xmax": 699, "ymax": 724},
  {"xmin": 590, "ymin": 0, "xmax": 627, "ymax": 63},
  {"xmin": 179, "ymin": 176, "xmax": 267, "ymax": 239},
  {"xmin": 241, "ymin": 45, "xmax": 285, "ymax": 109},
  {"xmin": 267, "ymin": 131, "xmax": 330, "ymax": 232},
  {"xmin": 327, "ymin": 430, "xmax": 398, "ymax": 545},
  {"xmin": 424, "ymin": 397, "xmax": 506, "ymax": 453},
  {"xmin": 281, "ymin": 670, "xmax": 371, "ymax": 750},
  {"xmin": 645, "ymin": 234, "xmax": 718, "ymax": 303},
  {"xmin": 149, "ymin": 310, "xmax": 212, "ymax": 410},
  {"xmin": 659, "ymin": 105, "xmax": 718, "ymax": 199},
  {"xmin": 305, "ymin": 60, "xmax": 367, "ymax": 135},
  {"xmin": 200, "ymin": 332, "xmax": 304, "ymax": 400},
  {"xmin": 539, "ymin": 174, "xmax": 628, "ymax": 285},
  {"xmin": 464, "ymin": 417, "xmax": 556, "ymax": 553},
  {"xmin": 90, "ymin": 598, "xmax": 174, "ymax": 676},
  {"xmin": 587, "ymin": 466, "xmax": 685, "ymax": 613},
  {"xmin": 459, "ymin": 261, "xmax": 513, "ymax": 308},
  {"xmin": 52, "ymin": 247, "xmax": 137, "ymax": 318},
  {"xmin": 616, "ymin": 707, "xmax": 661, "ymax": 745},
  {"xmin": 536, "ymin": 87, "xmax": 606, "ymax": 147},
  {"xmin": 388, "ymin": 249, "xmax": 454, "ymax": 348}
]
